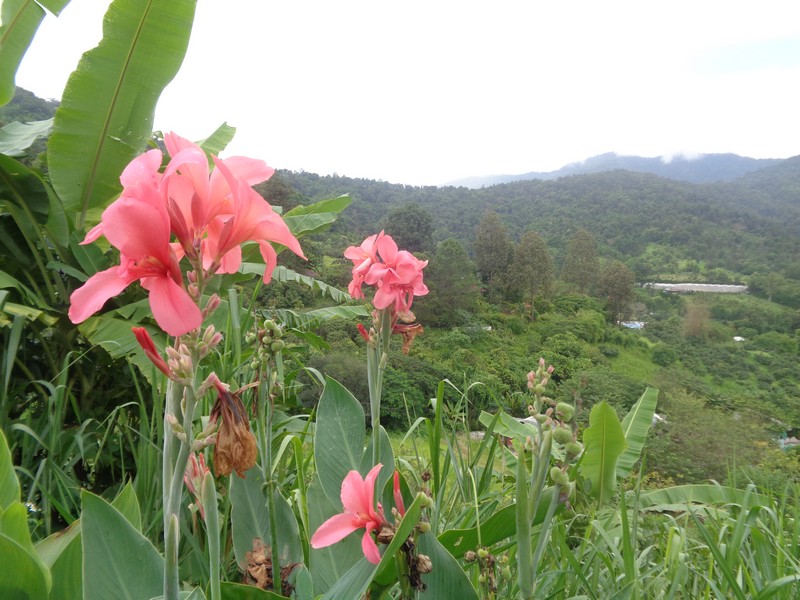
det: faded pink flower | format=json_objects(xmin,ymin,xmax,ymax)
[{"xmin": 310, "ymin": 464, "xmax": 387, "ymax": 564}]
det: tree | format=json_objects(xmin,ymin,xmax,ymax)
[
  {"xmin": 474, "ymin": 210, "xmax": 511, "ymax": 301},
  {"xmin": 383, "ymin": 203, "xmax": 434, "ymax": 254},
  {"xmin": 508, "ymin": 230, "xmax": 554, "ymax": 319},
  {"xmin": 414, "ymin": 238, "xmax": 480, "ymax": 327},
  {"xmin": 597, "ymin": 260, "xmax": 635, "ymax": 322},
  {"xmin": 561, "ymin": 228, "xmax": 599, "ymax": 293}
]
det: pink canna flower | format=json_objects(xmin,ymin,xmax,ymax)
[
  {"xmin": 161, "ymin": 132, "xmax": 276, "ymax": 260},
  {"xmin": 344, "ymin": 233, "xmax": 380, "ymax": 298},
  {"xmin": 69, "ymin": 132, "xmax": 304, "ymax": 337},
  {"xmin": 68, "ymin": 179, "xmax": 201, "ymax": 337},
  {"xmin": 310, "ymin": 464, "xmax": 387, "ymax": 564},
  {"xmin": 344, "ymin": 232, "xmax": 428, "ymax": 313},
  {"xmin": 201, "ymin": 157, "xmax": 305, "ymax": 281}
]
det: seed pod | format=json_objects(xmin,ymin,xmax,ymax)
[
  {"xmin": 556, "ymin": 402, "xmax": 575, "ymax": 422},
  {"xmin": 550, "ymin": 466, "xmax": 570, "ymax": 486},
  {"xmin": 565, "ymin": 441, "xmax": 584, "ymax": 457},
  {"xmin": 553, "ymin": 426, "xmax": 573, "ymax": 444}
]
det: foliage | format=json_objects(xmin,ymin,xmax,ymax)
[
  {"xmin": 473, "ymin": 210, "xmax": 511, "ymax": 301},
  {"xmin": 414, "ymin": 238, "xmax": 480, "ymax": 328},
  {"xmin": 560, "ymin": 228, "xmax": 600, "ymax": 294},
  {"xmin": 383, "ymin": 202, "xmax": 435, "ymax": 254}
]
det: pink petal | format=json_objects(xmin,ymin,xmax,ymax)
[
  {"xmin": 140, "ymin": 276, "xmax": 201, "ymax": 336},
  {"xmin": 376, "ymin": 233, "xmax": 398, "ymax": 264},
  {"xmin": 68, "ymin": 267, "xmax": 130, "ymax": 324},
  {"xmin": 340, "ymin": 469, "xmax": 371, "ymax": 516},
  {"xmin": 258, "ymin": 241, "xmax": 277, "ymax": 282},
  {"xmin": 102, "ymin": 196, "xmax": 171, "ymax": 261},
  {"xmin": 310, "ymin": 513, "xmax": 358, "ymax": 549},
  {"xmin": 371, "ymin": 286, "xmax": 396, "ymax": 310},
  {"xmin": 362, "ymin": 523, "xmax": 381, "ymax": 564}
]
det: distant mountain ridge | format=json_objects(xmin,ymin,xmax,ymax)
[{"xmin": 448, "ymin": 152, "xmax": 786, "ymax": 188}]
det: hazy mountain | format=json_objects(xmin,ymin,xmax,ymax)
[{"xmin": 448, "ymin": 152, "xmax": 786, "ymax": 188}]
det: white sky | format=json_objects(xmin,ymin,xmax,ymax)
[{"xmin": 15, "ymin": 0, "xmax": 800, "ymax": 186}]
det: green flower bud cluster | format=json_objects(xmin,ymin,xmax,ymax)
[{"xmin": 248, "ymin": 319, "xmax": 285, "ymax": 369}]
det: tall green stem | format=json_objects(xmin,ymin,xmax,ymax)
[
  {"xmin": 257, "ymin": 374, "xmax": 281, "ymax": 595},
  {"xmin": 368, "ymin": 308, "xmax": 393, "ymax": 466},
  {"xmin": 162, "ymin": 350, "xmax": 199, "ymax": 600}
]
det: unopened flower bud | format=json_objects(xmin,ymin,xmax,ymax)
[
  {"xmin": 477, "ymin": 548, "xmax": 489, "ymax": 559},
  {"xmin": 204, "ymin": 294, "xmax": 221, "ymax": 315},
  {"xmin": 166, "ymin": 413, "xmax": 184, "ymax": 434},
  {"xmin": 417, "ymin": 521, "xmax": 431, "ymax": 534}
]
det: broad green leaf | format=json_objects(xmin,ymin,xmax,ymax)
[
  {"xmin": 637, "ymin": 484, "xmax": 769, "ymax": 513},
  {"xmin": 580, "ymin": 401, "xmax": 626, "ymax": 505},
  {"xmin": 229, "ymin": 466, "xmax": 303, "ymax": 569},
  {"xmin": 219, "ymin": 582, "xmax": 287, "ymax": 599},
  {"xmin": 417, "ymin": 532, "xmax": 478, "ymax": 599},
  {"xmin": 110, "ymin": 480, "xmax": 142, "ymax": 531},
  {"xmin": 35, "ymin": 521, "xmax": 82, "ymax": 600},
  {"xmin": 36, "ymin": 1, "xmax": 70, "ymax": 15},
  {"xmin": 0, "ymin": 429, "xmax": 19, "ymax": 510},
  {"xmin": 197, "ymin": 122, "xmax": 236, "ymax": 159},
  {"xmin": 0, "ymin": 118, "xmax": 52, "ymax": 156},
  {"xmin": 0, "ymin": 1, "xmax": 45, "ymax": 106},
  {"xmin": 0, "ymin": 535, "xmax": 50, "ymax": 600},
  {"xmin": 282, "ymin": 194, "xmax": 351, "ymax": 237},
  {"xmin": 0, "ymin": 152, "xmax": 51, "ymax": 224},
  {"xmin": 478, "ymin": 408, "xmax": 535, "ymax": 441},
  {"xmin": 150, "ymin": 588, "xmax": 207, "ymax": 600},
  {"xmin": 360, "ymin": 424, "xmax": 395, "ymax": 506},
  {"xmin": 271, "ymin": 305, "xmax": 370, "ymax": 330},
  {"xmin": 81, "ymin": 490, "xmax": 164, "ymax": 600},
  {"xmin": 437, "ymin": 488, "xmax": 562, "ymax": 558},
  {"xmin": 0, "ymin": 501, "xmax": 35, "ymax": 555},
  {"xmin": 314, "ymin": 377, "xmax": 366, "ymax": 505},
  {"xmin": 617, "ymin": 386, "xmax": 659, "ymax": 479},
  {"xmin": 48, "ymin": 0, "xmax": 197, "ymax": 230},
  {"xmin": 307, "ymin": 478, "xmax": 361, "ymax": 596},
  {"xmin": 239, "ymin": 264, "xmax": 352, "ymax": 304}
]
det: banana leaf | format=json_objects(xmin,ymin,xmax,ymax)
[
  {"xmin": 0, "ymin": 118, "xmax": 52, "ymax": 156},
  {"xmin": 580, "ymin": 401, "xmax": 626, "ymax": 505},
  {"xmin": 616, "ymin": 386, "xmax": 659, "ymax": 479},
  {"xmin": 47, "ymin": 0, "xmax": 196, "ymax": 230}
]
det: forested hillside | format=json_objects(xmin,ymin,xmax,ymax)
[{"xmin": 280, "ymin": 164, "xmax": 800, "ymax": 287}]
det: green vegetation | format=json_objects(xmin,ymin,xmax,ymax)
[{"xmin": 3, "ymin": 10, "xmax": 800, "ymax": 594}]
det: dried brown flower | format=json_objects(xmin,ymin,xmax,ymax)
[{"xmin": 210, "ymin": 384, "xmax": 257, "ymax": 477}]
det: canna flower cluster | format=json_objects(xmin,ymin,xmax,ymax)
[
  {"xmin": 69, "ymin": 133, "xmax": 305, "ymax": 337},
  {"xmin": 344, "ymin": 232, "xmax": 428, "ymax": 314}
]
